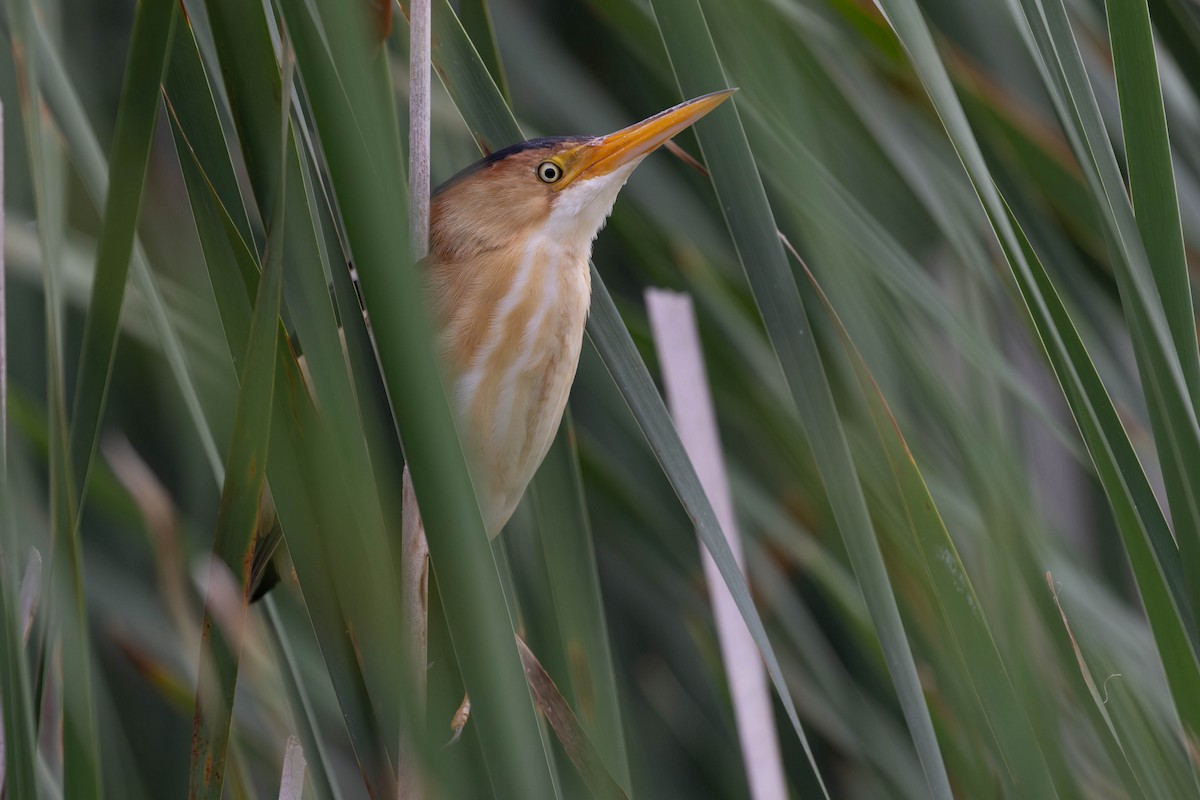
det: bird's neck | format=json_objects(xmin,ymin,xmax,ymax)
[{"xmin": 427, "ymin": 229, "xmax": 593, "ymax": 382}]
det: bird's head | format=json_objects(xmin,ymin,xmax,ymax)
[{"xmin": 431, "ymin": 90, "xmax": 734, "ymax": 261}]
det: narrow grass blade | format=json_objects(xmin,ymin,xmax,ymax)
[
  {"xmin": 186, "ymin": 239, "xmax": 281, "ymax": 795},
  {"xmin": 4, "ymin": 1, "xmax": 100, "ymax": 796},
  {"xmin": 516, "ymin": 636, "xmax": 628, "ymax": 800},
  {"xmin": 53, "ymin": 0, "xmax": 175, "ymax": 783},
  {"xmin": 168, "ymin": 110, "xmax": 393, "ymax": 800},
  {"xmin": 164, "ymin": 22, "xmax": 396, "ymax": 793},
  {"xmin": 27, "ymin": 12, "xmax": 224, "ymax": 481},
  {"xmin": 188, "ymin": 0, "xmax": 424, "ymax": 786},
  {"xmin": 161, "ymin": 23, "xmax": 256, "ymax": 250},
  {"xmin": 1106, "ymin": 0, "xmax": 1197, "ymax": 401},
  {"xmin": 0, "ymin": 96, "xmax": 35, "ymax": 800},
  {"xmin": 794, "ymin": 242, "xmax": 1062, "ymax": 796},
  {"xmin": 263, "ymin": 599, "xmax": 344, "ymax": 800},
  {"xmin": 455, "ymin": 0, "xmax": 510, "ymax": 102},
  {"xmin": 290, "ymin": 100, "xmax": 413, "ymax": 660},
  {"xmin": 65, "ymin": 0, "xmax": 177, "ymax": 511},
  {"xmin": 215, "ymin": 0, "xmax": 406, "ymax": 707},
  {"xmin": 0, "ymin": 531, "xmax": 37, "ymax": 799},
  {"xmin": 869, "ymin": 0, "xmax": 1200, "ymax": 760},
  {"xmin": 1011, "ymin": 0, "xmax": 1200, "ymax": 635},
  {"xmin": 188, "ymin": 54, "xmax": 287, "ymax": 797},
  {"xmin": 1046, "ymin": 573, "xmax": 1148, "ymax": 797},
  {"xmin": 527, "ymin": 423, "xmax": 631, "ymax": 792},
  {"xmin": 1004, "ymin": 203, "xmax": 1200, "ymax": 748},
  {"xmin": 161, "ymin": 25, "xmax": 256, "ymax": 344},
  {"xmin": 647, "ymin": 1, "xmax": 950, "ymax": 795}
]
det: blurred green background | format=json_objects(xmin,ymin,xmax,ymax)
[{"xmin": 2, "ymin": 0, "xmax": 1200, "ymax": 797}]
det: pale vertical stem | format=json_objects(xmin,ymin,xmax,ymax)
[
  {"xmin": 408, "ymin": 0, "xmax": 431, "ymax": 256},
  {"xmin": 277, "ymin": 736, "xmax": 306, "ymax": 800},
  {"xmin": 0, "ymin": 99, "xmax": 6, "ymax": 478},
  {"xmin": 0, "ymin": 99, "xmax": 7, "ymax": 793},
  {"xmin": 645, "ymin": 289, "xmax": 788, "ymax": 800},
  {"xmin": 401, "ymin": 0, "xmax": 432, "ymax": 797}
]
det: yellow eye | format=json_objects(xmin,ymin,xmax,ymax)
[{"xmin": 537, "ymin": 161, "xmax": 563, "ymax": 183}]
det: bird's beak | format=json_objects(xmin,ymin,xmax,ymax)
[{"xmin": 557, "ymin": 89, "xmax": 735, "ymax": 188}]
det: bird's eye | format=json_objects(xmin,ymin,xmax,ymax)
[{"xmin": 537, "ymin": 161, "xmax": 563, "ymax": 183}]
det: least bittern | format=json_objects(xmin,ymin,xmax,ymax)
[
  {"xmin": 428, "ymin": 89, "xmax": 733, "ymax": 535},
  {"xmin": 252, "ymin": 91, "xmax": 732, "ymax": 597}
]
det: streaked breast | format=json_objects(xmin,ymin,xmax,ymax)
[{"xmin": 438, "ymin": 236, "xmax": 591, "ymax": 536}]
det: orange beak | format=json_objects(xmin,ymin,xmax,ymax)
[{"xmin": 555, "ymin": 89, "xmax": 735, "ymax": 188}]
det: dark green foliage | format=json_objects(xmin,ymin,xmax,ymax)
[{"xmin": 3, "ymin": 0, "xmax": 1200, "ymax": 797}]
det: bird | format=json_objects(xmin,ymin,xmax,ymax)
[
  {"xmin": 251, "ymin": 89, "xmax": 733, "ymax": 598},
  {"xmin": 426, "ymin": 89, "xmax": 733, "ymax": 537}
]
